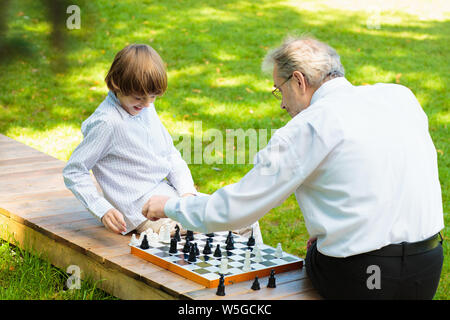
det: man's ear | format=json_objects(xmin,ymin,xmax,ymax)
[{"xmin": 293, "ymin": 71, "xmax": 307, "ymax": 94}]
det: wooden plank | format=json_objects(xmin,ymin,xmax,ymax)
[
  {"xmin": 0, "ymin": 166, "xmax": 64, "ymax": 179},
  {"xmin": 0, "ymin": 189, "xmax": 73, "ymax": 202},
  {"xmin": 0, "ymin": 146, "xmax": 47, "ymax": 161},
  {"xmin": 0, "ymin": 154, "xmax": 59, "ymax": 167},
  {"xmin": 27, "ymin": 211, "xmax": 94, "ymax": 227},
  {"xmin": 0, "ymin": 173, "xmax": 66, "ymax": 194},
  {"xmin": 0, "ymin": 214, "xmax": 175, "ymax": 300},
  {"xmin": 183, "ymin": 268, "xmax": 309, "ymax": 300},
  {"xmin": 0, "ymin": 158, "xmax": 63, "ymax": 176},
  {"xmin": 56, "ymin": 225, "xmax": 126, "ymax": 250},
  {"xmin": 0, "ymin": 135, "xmax": 18, "ymax": 143},
  {"xmin": 1, "ymin": 197, "xmax": 84, "ymax": 214}
]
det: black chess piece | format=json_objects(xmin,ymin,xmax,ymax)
[
  {"xmin": 225, "ymin": 237, "xmax": 235, "ymax": 251},
  {"xmin": 174, "ymin": 225, "xmax": 181, "ymax": 242},
  {"xmin": 225, "ymin": 231, "xmax": 233, "ymax": 245},
  {"xmin": 140, "ymin": 235, "xmax": 150, "ymax": 250},
  {"xmin": 182, "ymin": 239, "xmax": 191, "ymax": 253},
  {"xmin": 203, "ymin": 240, "xmax": 212, "ymax": 255},
  {"xmin": 267, "ymin": 269, "xmax": 276, "ymax": 288},
  {"xmin": 251, "ymin": 276, "xmax": 260, "ymax": 290},
  {"xmin": 194, "ymin": 243, "xmax": 200, "ymax": 256},
  {"xmin": 213, "ymin": 244, "xmax": 222, "ymax": 257},
  {"xmin": 169, "ymin": 238, "xmax": 178, "ymax": 254},
  {"xmin": 188, "ymin": 243, "xmax": 197, "ymax": 263},
  {"xmin": 246, "ymin": 229, "xmax": 255, "ymax": 247},
  {"xmin": 206, "ymin": 232, "xmax": 215, "ymax": 237},
  {"xmin": 186, "ymin": 230, "xmax": 194, "ymax": 241},
  {"xmin": 216, "ymin": 274, "xmax": 226, "ymax": 296}
]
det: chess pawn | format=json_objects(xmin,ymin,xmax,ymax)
[
  {"xmin": 164, "ymin": 225, "xmax": 172, "ymax": 244},
  {"xmin": 242, "ymin": 250, "xmax": 251, "ymax": 272},
  {"xmin": 182, "ymin": 239, "xmax": 191, "ymax": 253},
  {"xmin": 275, "ymin": 243, "xmax": 283, "ymax": 258},
  {"xmin": 225, "ymin": 231, "xmax": 233, "ymax": 245},
  {"xmin": 251, "ymin": 276, "xmax": 260, "ymax": 290},
  {"xmin": 140, "ymin": 235, "xmax": 150, "ymax": 250},
  {"xmin": 253, "ymin": 244, "xmax": 262, "ymax": 262},
  {"xmin": 203, "ymin": 240, "xmax": 212, "ymax": 255},
  {"xmin": 267, "ymin": 269, "xmax": 276, "ymax": 288},
  {"xmin": 246, "ymin": 229, "xmax": 255, "ymax": 247},
  {"xmin": 213, "ymin": 244, "xmax": 222, "ymax": 257},
  {"xmin": 219, "ymin": 258, "xmax": 228, "ymax": 274},
  {"xmin": 129, "ymin": 234, "xmax": 139, "ymax": 246},
  {"xmin": 188, "ymin": 243, "xmax": 197, "ymax": 263},
  {"xmin": 225, "ymin": 237, "xmax": 235, "ymax": 251},
  {"xmin": 186, "ymin": 230, "xmax": 194, "ymax": 241},
  {"xmin": 194, "ymin": 243, "xmax": 200, "ymax": 256},
  {"xmin": 169, "ymin": 238, "xmax": 178, "ymax": 254},
  {"xmin": 216, "ymin": 274, "xmax": 226, "ymax": 296}
]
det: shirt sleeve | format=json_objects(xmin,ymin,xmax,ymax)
[
  {"xmin": 164, "ymin": 121, "xmax": 335, "ymax": 233},
  {"xmin": 62, "ymin": 118, "xmax": 115, "ymax": 221},
  {"xmin": 161, "ymin": 124, "xmax": 197, "ymax": 196}
]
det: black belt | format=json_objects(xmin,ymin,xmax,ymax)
[{"xmin": 366, "ymin": 233, "xmax": 442, "ymax": 257}]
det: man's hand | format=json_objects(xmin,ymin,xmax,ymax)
[
  {"xmin": 181, "ymin": 193, "xmax": 196, "ymax": 197},
  {"xmin": 142, "ymin": 195, "xmax": 170, "ymax": 221},
  {"xmin": 101, "ymin": 208, "xmax": 127, "ymax": 234},
  {"xmin": 307, "ymin": 237, "xmax": 317, "ymax": 250}
]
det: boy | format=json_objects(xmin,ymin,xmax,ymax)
[
  {"xmin": 63, "ymin": 44, "xmax": 196, "ymax": 235},
  {"xmin": 63, "ymin": 44, "xmax": 263, "ymax": 242}
]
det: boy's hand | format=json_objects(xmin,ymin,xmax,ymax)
[
  {"xmin": 142, "ymin": 195, "xmax": 170, "ymax": 221},
  {"xmin": 101, "ymin": 208, "xmax": 127, "ymax": 234}
]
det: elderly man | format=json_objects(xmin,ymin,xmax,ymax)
[{"xmin": 142, "ymin": 36, "xmax": 444, "ymax": 299}]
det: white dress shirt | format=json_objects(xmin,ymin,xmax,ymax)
[
  {"xmin": 164, "ymin": 77, "xmax": 444, "ymax": 258},
  {"xmin": 63, "ymin": 91, "xmax": 197, "ymax": 233}
]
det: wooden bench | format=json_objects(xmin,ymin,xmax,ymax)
[{"xmin": 0, "ymin": 134, "xmax": 321, "ymax": 300}]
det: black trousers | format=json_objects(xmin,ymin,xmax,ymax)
[{"xmin": 305, "ymin": 240, "xmax": 444, "ymax": 300}]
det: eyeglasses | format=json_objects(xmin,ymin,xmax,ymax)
[{"xmin": 272, "ymin": 75, "xmax": 293, "ymax": 100}]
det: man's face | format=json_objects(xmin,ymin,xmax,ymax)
[
  {"xmin": 273, "ymin": 65, "xmax": 312, "ymax": 118},
  {"xmin": 117, "ymin": 93, "xmax": 156, "ymax": 116}
]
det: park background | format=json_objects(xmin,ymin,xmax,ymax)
[{"xmin": 0, "ymin": 0, "xmax": 448, "ymax": 299}]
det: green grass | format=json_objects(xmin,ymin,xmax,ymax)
[
  {"xmin": 0, "ymin": 0, "xmax": 448, "ymax": 299},
  {"xmin": 0, "ymin": 239, "xmax": 116, "ymax": 300}
]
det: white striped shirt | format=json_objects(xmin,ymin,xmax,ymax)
[{"xmin": 63, "ymin": 91, "xmax": 197, "ymax": 233}]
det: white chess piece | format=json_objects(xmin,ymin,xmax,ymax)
[
  {"xmin": 138, "ymin": 232, "xmax": 145, "ymax": 244},
  {"xmin": 242, "ymin": 250, "xmax": 251, "ymax": 272},
  {"xmin": 253, "ymin": 244, "xmax": 262, "ymax": 262},
  {"xmin": 147, "ymin": 230, "xmax": 159, "ymax": 243},
  {"xmin": 219, "ymin": 258, "xmax": 228, "ymax": 274},
  {"xmin": 159, "ymin": 224, "xmax": 171, "ymax": 244},
  {"xmin": 129, "ymin": 234, "xmax": 139, "ymax": 246},
  {"xmin": 275, "ymin": 243, "xmax": 283, "ymax": 258}
]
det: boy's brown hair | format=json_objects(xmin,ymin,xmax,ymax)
[{"xmin": 105, "ymin": 44, "xmax": 167, "ymax": 97}]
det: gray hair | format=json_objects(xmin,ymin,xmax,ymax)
[{"xmin": 262, "ymin": 36, "xmax": 345, "ymax": 88}]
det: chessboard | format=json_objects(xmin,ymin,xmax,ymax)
[{"xmin": 130, "ymin": 230, "xmax": 303, "ymax": 288}]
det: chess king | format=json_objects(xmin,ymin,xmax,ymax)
[{"xmin": 142, "ymin": 36, "xmax": 444, "ymax": 300}]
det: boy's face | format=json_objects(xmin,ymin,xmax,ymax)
[{"xmin": 116, "ymin": 93, "xmax": 156, "ymax": 116}]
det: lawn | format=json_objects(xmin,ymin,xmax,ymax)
[{"xmin": 0, "ymin": 0, "xmax": 448, "ymax": 299}]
